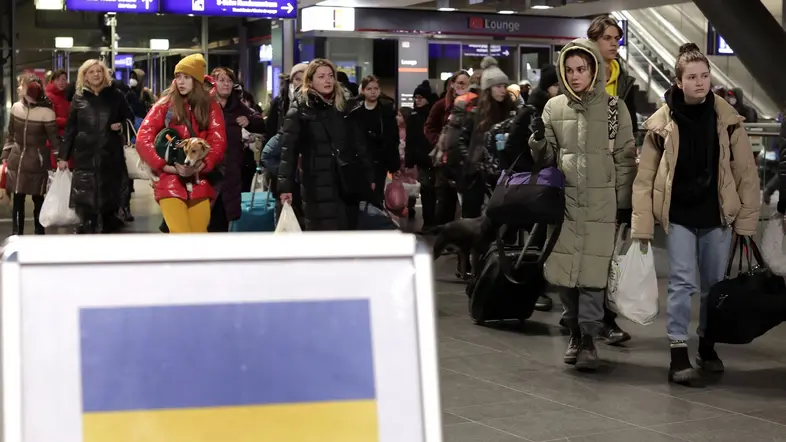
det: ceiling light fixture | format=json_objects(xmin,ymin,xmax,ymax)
[
  {"xmin": 438, "ymin": 7, "xmax": 457, "ymax": 11},
  {"xmin": 498, "ymin": 10, "xmax": 516, "ymax": 14},
  {"xmin": 531, "ymin": 5, "xmax": 553, "ymax": 9}
]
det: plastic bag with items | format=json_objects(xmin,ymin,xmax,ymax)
[
  {"xmin": 40, "ymin": 170, "xmax": 80, "ymax": 227},
  {"xmin": 607, "ymin": 231, "xmax": 659, "ymax": 326},
  {"xmin": 274, "ymin": 201, "xmax": 302, "ymax": 233}
]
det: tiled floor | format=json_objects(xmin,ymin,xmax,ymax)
[{"xmin": 2, "ymin": 185, "xmax": 785, "ymax": 441}]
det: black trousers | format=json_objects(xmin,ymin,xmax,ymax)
[
  {"xmin": 12, "ymin": 193, "xmax": 44, "ymax": 235},
  {"xmin": 418, "ymin": 167, "xmax": 437, "ymax": 228},
  {"xmin": 207, "ymin": 194, "xmax": 229, "ymax": 232}
]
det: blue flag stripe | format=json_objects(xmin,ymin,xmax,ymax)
[{"xmin": 80, "ymin": 300, "xmax": 376, "ymax": 413}]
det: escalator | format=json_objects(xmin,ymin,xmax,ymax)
[{"xmin": 618, "ymin": 6, "xmax": 778, "ymax": 119}]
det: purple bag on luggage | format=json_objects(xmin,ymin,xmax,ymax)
[{"xmin": 486, "ymin": 156, "xmax": 565, "ymax": 227}]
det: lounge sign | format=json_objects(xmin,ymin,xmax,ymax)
[{"xmin": 468, "ymin": 16, "xmax": 521, "ymax": 33}]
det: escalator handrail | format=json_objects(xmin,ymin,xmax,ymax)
[
  {"xmin": 612, "ymin": 10, "xmax": 677, "ymax": 81},
  {"xmin": 641, "ymin": 7, "xmax": 775, "ymax": 119},
  {"xmin": 619, "ymin": 47, "xmax": 668, "ymax": 104},
  {"xmin": 625, "ymin": 32, "xmax": 673, "ymax": 88}
]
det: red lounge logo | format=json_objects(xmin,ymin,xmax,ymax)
[
  {"xmin": 468, "ymin": 17, "xmax": 521, "ymax": 32},
  {"xmin": 468, "ymin": 17, "xmax": 485, "ymax": 29}
]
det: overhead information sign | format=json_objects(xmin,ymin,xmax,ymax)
[
  {"xmin": 462, "ymin": 44, "xmax": 511, "ymax": 58},
  {"xmin": 160, "ymin": 0, "xmax": 297, "ymax": 18},
  {"xmin": 65, "ymin": 0, "xmax": 160, "ymax": 13}
]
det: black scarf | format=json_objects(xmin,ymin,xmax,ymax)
[{"xmin": 665, "ymin": 87, "xmax": 718, "ymax": 204}]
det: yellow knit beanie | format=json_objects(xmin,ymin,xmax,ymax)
[{"xmin": 175, "ymin": 54, "xmax": 206, "ymax": 84}]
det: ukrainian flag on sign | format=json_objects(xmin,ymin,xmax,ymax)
[{"xmin": 79, "ymin": 300, "xmax": 378, "ymax": 442}]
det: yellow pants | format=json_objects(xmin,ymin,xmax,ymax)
[{"xmin": 159, "ymin": 198, "xmax": 211, "ymax": 233}]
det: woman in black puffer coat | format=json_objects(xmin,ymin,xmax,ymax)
[
  {"xmin": 277, "ymin": 59, "xmax": 373, "ymax": 231},
  {"xmin": 60, "ymin": 59, "xmax": 134, "ymax": 234}
]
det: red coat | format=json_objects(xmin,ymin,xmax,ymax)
[
  {"xmin": 135, "ymin": 98, "xmax": 227, "ymax": 202},
  {"xmin": 45, "ymin": 82, "xmax": 73, "ymax": 169}
]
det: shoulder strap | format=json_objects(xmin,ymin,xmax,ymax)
[
  {"xmin": 608, "ymin": 95, "xmax": 619, "ymax": 140},
  {"xmin": 182, "ymin": 111, "xmax": 199, "ymax": 138},
  {"xmin": 165, "ymin": 108, "xmax": 173, "ymax": 128}
]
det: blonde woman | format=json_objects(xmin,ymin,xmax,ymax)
[
  {"xmin": 278, "ymin": 58, "xmax": 373, "ymax": 231},
  {"xmin": 60, "ymin": 59, "xmax": 134, "ymax": 233}
]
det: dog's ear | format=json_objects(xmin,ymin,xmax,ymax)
[{"xmin": 176, "ymin": 139, "xmax": 189, "ymax": 149}]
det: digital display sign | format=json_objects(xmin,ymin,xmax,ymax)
[
  {"xmin": 462, "ymin": 44, "xmax": 512, "ymax": 58},
  {"xmin": 65, "ymin": 0, "xmax": 160, "ymax": 13},
  {"xmin": 160, "ymin": 0, "xmax": 297, "ymax": 19},
  {"xmin": 115, "ymin": 54, "xmax": 135, "ymax": 68}
]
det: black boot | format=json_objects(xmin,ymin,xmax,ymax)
[
  {"xmin": 575, "ymin": 335, "xmax": 599, "ymax": 371},
  {"xmin": 32, "ymin": 195, "xmax": 45, "ymax": 235},
  {"xmin": 534, "ymin": 295, "xmax": 554, "ymax": 312},
  {"xmin": 122, "ymin": 205, "xmax": 135, "ymax": 222},
  {"xmin": 600, "ymin": 319, "xmax": 631, "ymax": 345},
  {"xmin": 669, "ymin": 341, "xmax": 699, "ymax": 385},
  {"xmin": 697, "ymin": 338, "xmax": 724, "ymax": 373},
  {"xmin": 12, "ymin": 193, "xmax": 24, "ymax": 235}
]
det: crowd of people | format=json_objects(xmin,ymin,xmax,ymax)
[{"xmin": 1, "ymin": 14, "xmax": 772, "ymax": 384}]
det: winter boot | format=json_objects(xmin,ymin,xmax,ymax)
[
  {"xmin": 669, "ymin": 340, "xmax": 699, "ymax": 385},
  {"xmin": 575, "ymin": 335, "xmax": 599, "ymax": 371},
  {"xmin": 697, "ymin": 338, "xmax": 724, "ymax": 373},
  {"xmin": 564, "ymin": 328, "xmax": 581, "ymax": 365}
]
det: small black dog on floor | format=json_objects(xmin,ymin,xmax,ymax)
[{"xmin": 422, "ymin": 215, "xmax": 496, "ymax": 280}]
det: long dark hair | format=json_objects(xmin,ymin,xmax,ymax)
[{"xmin": 476, "ymin": 88, "xmax": 516, "ymax": 133}]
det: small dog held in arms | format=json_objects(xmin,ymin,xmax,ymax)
[
  {"xmin": 147, "ymin": 137, "xmax": 211, "ymax": 191},
  {"xmin": 424, "ymin": 215, "xmax": 496, "ymax": 280}
]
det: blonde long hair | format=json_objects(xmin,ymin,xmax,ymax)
[
  {"xmin": 160, "ymin": 76, "xmax": 212, "ymax": 131},
  {"xmin": 300, "ymin": 58, "xmax": 345, "ymax": 111},
  {"xmin": 75, "ymin": 59, "xmax": 112, "ymax": 96}
]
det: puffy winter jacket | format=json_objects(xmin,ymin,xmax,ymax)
[{"xmin": 135, "ymin": 97, "xmax": 227, "ymax": 202}]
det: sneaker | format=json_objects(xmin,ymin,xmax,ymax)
[
  {"xmin": 600, "ymin": 320, "xmax": 631, "ymax": 345},
  {"xmin": 575, "ymin": 336, "xmax": 599, "ymax": 371},
  {"xmin": 564, "ymin": 332, "xmax": 580, "ymax": 365}
]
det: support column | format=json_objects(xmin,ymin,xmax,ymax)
[
  {"xmin": 272, "ymin": 19, "xmax": 296, "ymax": 77},
  {"xmin": 201, "ymin": 16, "xmax": 209, "ymax": 70},
  {"xmin": 238, "ymin": 19, "xmax": 250, "ymax": 89},
  {"xmin": 694, "ymin": 0, "xmax": 786, "ymax": 110}
]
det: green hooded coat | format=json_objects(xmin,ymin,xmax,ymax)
[{"xmin": 529, "ymin": 38, "xmax": 637, "ymax": 289}]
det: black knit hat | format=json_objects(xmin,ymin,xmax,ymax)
[
  {"xmin": 413, "ymin": 80, "xmax": 432, "ymax": 99},
  {"xmin": 538, "ymin": 64, "xmax": 559, "ymax": 90}
]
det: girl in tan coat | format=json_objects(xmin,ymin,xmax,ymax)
[{"xmin": 631, "ymin": 44, "xmax": 760, "ymax": 385}]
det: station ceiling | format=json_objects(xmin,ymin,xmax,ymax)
[{"xmin": 301, "ymin": 0, "xmax": 683, "ymax": 17}]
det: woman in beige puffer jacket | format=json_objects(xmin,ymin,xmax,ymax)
[
  {"xmin": 631, "ymin": 43, "xmax": 760, "ymax": 386},
  {"xmin": 529, "ymin": 38, "xmax": 637, "ymax": 371}
]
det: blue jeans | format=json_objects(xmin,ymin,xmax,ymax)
[{"xmin": 666, "ymin": 224, "xmax": 732, "ymax": 341}]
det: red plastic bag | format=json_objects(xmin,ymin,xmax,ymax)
[
  {"xmin": 0, "ymin": 162, "xmax": 6, "ymax": 189},
  {"xmin": 385, "ymin": 178, "xmax": 408, "ymax": 216}
]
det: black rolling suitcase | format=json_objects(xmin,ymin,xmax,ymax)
[{"xmin": 466, "ymin": 224, "xmax": 559, "ymax": 325}]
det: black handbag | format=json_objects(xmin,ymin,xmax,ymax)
[
  {"xmin": 322, "ymin": 120, "xmax": 370, "ymax": 203},
  {"xmin": 704, "ymin": 235, "xmax": 786, "ymax": 344}
]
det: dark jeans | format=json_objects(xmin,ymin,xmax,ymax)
[
  {"xmin": 419, "ymin": 167, "xmax": 437, "ymax": 228},
  {"xmin": 12, "ymin": 193, "xmax": 44, "ymax": 235},
  {"xmin": 372, "ymin": 163, "xmax": 388, "ymax": 208},
  {"xmin": 207, "ymin": 194, "xmax": 229, "ymax": 232}
]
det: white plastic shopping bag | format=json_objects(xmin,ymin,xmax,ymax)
[
  {"xmin": 607, "ymin": 239, "xmax": 659, "ymax": 325},
  {"xmin": 39, "ymin": 170, "xmax": 80, "ymax": 228},
  {"xmin": 274, "ymin": 201, "xmax": 301, "ymax": 233},
  {"xmin": 761, "ymin": 216, "xmax": 786, "ymax": 277}
]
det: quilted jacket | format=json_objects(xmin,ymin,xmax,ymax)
[
  {"xmin": 135, "ymin": 96, "xmax": 227, "ymax": 202},
  {"xmin": 529, "ymin": 38, "xmax": 637, "ymax": 289},
  {"xmin": 631, "ymin": 95, "xmax": 760, "ymax": 239}
]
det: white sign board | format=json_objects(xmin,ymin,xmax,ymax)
[{"xmin": 1, "ymin": 232, "xmax": 441, "ymax": 442}]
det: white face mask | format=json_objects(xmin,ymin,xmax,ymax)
[
  {"xmin": 727, "ymin": 97, "xmax": 737, "ymax": 106},
  {"xmin": 454, "ymin": 88, "xmax": 467, "ymax": 96},
  {"xmin": 129, "ymin": 78, "xmax": 138, "ymax": 88}
]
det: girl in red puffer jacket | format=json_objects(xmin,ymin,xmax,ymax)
[{"xmin": 135, "ymin": 54, "xmax": 227, "ymax": 233}]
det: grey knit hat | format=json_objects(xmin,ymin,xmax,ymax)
[{"xmin": 480, "ymin": 56, "xmax": 509, "ymax": 90}]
